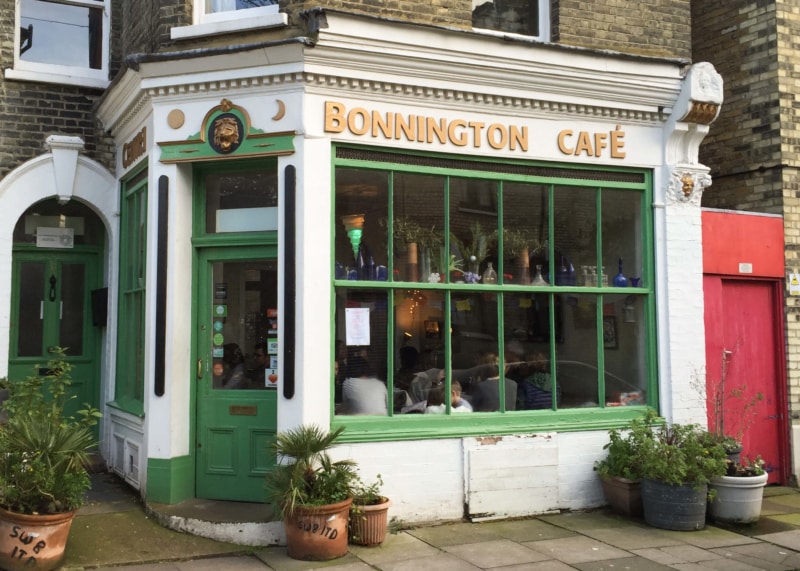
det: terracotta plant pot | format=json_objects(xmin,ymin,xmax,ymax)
[
  {"xmin": 284, "ymin": 498, "xmax": 352, "ymax": 561},
  {"xmin": 601, "ymin": 476, "xmax": 642, "ymax": 517},
  {"xmin": 0, "ymin": 508, "xmax": 77, "ymax": 571},
  {"xmin": 350, "ymin": 497, "xmax": 391, "ymax": 546}
]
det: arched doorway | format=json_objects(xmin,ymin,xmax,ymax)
[{"xmin": 8, "ymin": 199, "xmax": 105, "ymax": 416}]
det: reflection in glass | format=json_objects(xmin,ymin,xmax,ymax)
[
  {"xmin": 334, "ymin": 169, "xmax": 389, "ymax": 281},
  {"xmin": 501, "ymin": 182, "xmax": 548, "ymax": 285},
  {"xmin": 554, "ymin": 186, "xmax": 597, "ymax": 286},
  {"xmin": 602, "ymin": 189, "xmax": 643, "ymax": 288},
  {"xmin": 472, "ymin": 0, "xmax": 540, "ymax": 37},
  {"xmin": 334, "ymin": 289, "xmax": 389, "ymax": 416},
  {"xmin": 20, "ymin": 0, "xmax": 103, "ymax": 69},
  {"xmin": 557, "ymin": 294, "xmax": 599, "ymax": 407},
  {"xmin": 208, "ymin": 0, "xmax": 277, "ymax": 12},
  {"xmin": 393, "ymin": 173, "xmax": 445, "ymax": 283},
  {"xmin": 603, "ymin": 293, "xmax": 647, "ymax": 405},
  {"xmin": 449, "ymin": 178, "xmax": 498, "ymax": 283},
  {"xmin": 205, "ymin": 169, "xmax": 278, "ymax": 233},
  {"xmin": 59, "ymin": 263, "xmax": 85, "ymax": 355},
  {"xmin": 16, "ymin": 262, "xmax": 45, "ymax": 357},
  {"xmin": 211, "ymin": 260, "xmax": 278, "ymax": 390}
]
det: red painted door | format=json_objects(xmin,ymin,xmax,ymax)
[{"xmin": 704, "ymin": 277, "xmax": 786, "ymax": 484}]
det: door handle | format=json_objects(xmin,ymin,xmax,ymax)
[
  {"xmin": 49, "ymin": 274, "xmax": 57, "ymax": 302},
  {"xmin": 197, "ymin": 359, "xmax": 203, "ymax": 380}
]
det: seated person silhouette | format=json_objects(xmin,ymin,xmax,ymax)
[
  {"xmin": 221, "ymin": 343, "xmax": 247, "ymax": 389},
  {"xmin": 342, "ymin": 356, "xmax": 388, "ymax": 415}
]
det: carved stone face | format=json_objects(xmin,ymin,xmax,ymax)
[{"xmin": 213, "ymin": 116, "xmax": 240, "ymax": 153}]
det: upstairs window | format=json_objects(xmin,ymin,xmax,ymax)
[
  {"xmin": 7, "ymin": 0, "xmax": 110, "ymax": 88},
  {"xmin": 472, "ymin": 0, "xmax": 550, "ymax": 41},
  {"xmin": 172, "ymin": 0, "xmax": 285, "ymax": 40}
]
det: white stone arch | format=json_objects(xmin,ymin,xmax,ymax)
[{"xmin": 0, "ymin": 136, "xmax": 118, "ymax": 382}]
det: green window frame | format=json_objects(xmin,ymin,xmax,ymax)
[
  {"xmin": 112, "ymin": 166, "xmax": 148, "ymax": 415},
  {"xmin": 332, "ymin": 146, "xmax": 657, "ymax": 442}
]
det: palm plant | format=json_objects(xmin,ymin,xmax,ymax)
[{"xmin": 264, "ymin": 424, "xmax": 360, "ymax": 521}]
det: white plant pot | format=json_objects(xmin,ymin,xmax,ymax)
[{"xmin": 708, "ymin": 472, "xmax": 768, "ymax": 524}]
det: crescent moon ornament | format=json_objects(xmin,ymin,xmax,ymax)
[{"xmin": 272, "ymin": 99, "xmax": 286, "ymax": 121}]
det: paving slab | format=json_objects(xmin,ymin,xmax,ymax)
[
  {"xmin": 578, "ymin": 524, "xmax": 685, "ymax": 550},
  {"xmin": 711, "ymin": 543, "xmax": 800, "ymax": 571},
  {"xmin": 441, "ymin": 538, "xmax": 552, "ymax": 567},
  {"xmin": 659, "ymin": 525, "xmax": 761, "ymax": 549},
  {"xmin": 572, "ymin": 555, "xmax": 675, "ymax": 570},
  {"xmin": 407, "ymin": 522, "xmax": 504, "ymax": 547},
  {"xmin": 537, "ymin": 510, "xmax": 637, "ymax": 531},
  {"xmin": 754, "ymin": 529, "xmax": 800, "ymax": 551},
  {"xmin": 477, "ymin": 518, "xmax": 578, "ymax": 542},
  {"xmin": 521, "ymin": 535, "xmax": 630, "ymax": 564},
  {"xmin": 254, "ymin": 547, "xmax": 362, "ymax": 570},
  {"xmin": 347, "ymin": 531, "xmax": 442, "ymax": 565},
  {"xmin": 370, "ymin": 551, "xmax": 483, "ymax": 571}
]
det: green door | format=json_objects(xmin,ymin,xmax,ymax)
[
  {"xmin": 195, "ymin": 246, "xmax": 278, "ymax": 501},
  {"xmin": 8, "ymin": 252, "xmax": 101, "ymax": 416}
]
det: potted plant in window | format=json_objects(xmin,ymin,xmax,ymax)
[
  {"xmin": 264, "ymin": 424, "xmax": 360, "ymax": 561},
  {"xmin": 0, "ymin": 351, "xmax": 102, "ymax": 571},
  {"xmin": 498, "ymin": 229, "xmax": 539, "ymax": 284},
  {"xmin": 349, "ymin": 473, "xmax": 391, "ymax": 546},
  {"xmin": 387, "ymin": 217, "xmax": 425, "ymax": 281},
  {"xmin": 634, "ymin": 414, "xmax": 727, "ymax": 531}
]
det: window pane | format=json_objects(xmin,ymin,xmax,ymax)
[
  {"xmin": 604, "ymin": 293, "xmax": 647, "ymax": 405},
  {"xmin": 207, "ymin": 0, "xmax": 277, "ymax": 12},
  {"xmin": 603, "ymin": 189, "xmax": 643, "ymax": 288},
  {"xmin": 504, "ymin": 293, "xmax": 557, "ymax": 410},
  {"xmin": 394, "ymin": 289, "xmax": 445, "ymax": 412},
  {"xmin": 472, "ymin": 0, "xmax": 539, "ymax": 36},
  {"xmin": 392, "ymin": 173, "xmax": 446, "ymax": 283},
  {"xmin": 20, "ymin": 0, "xmax": 103, "ymax": 69},
  {"xmin": 14, "ymin": 199, "xmax": 105, "ymax": 246},
  {"xmin": 554, "ymin": 186, "xmax": 599, "ymax": 287},
  {"xmin": 502, "ymin": 182, "xmax": 548, "ymax": 285},
  {"xmin": 558, "ymin": 293, "xmax": 599, "ymax": 408},
  {"xmin": 334, "ymin": 168, "xmax": 389, "ymax": 281},
  {"xmin": 16, "ymin": 262, "xmax": 45, "ymax": 357},
  {"xmin": 335, "ymin": 288, "xmax": 389, "ymax": 416},
  {"xmin": 449, "ymin": 178, "xmax": 499, "ymax": 283},
  {"xmin": 59, "ymin": 263, "xmax": 85, "ymax": 355},
  {"xmin": 205, "ymin": 169, "xmax": 278, "ymax": 233}
]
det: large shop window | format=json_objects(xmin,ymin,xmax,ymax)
[
  {"xmin": 113, "ymin": 168, "xmax": 148, "ymax": 415},
  {"xmin": 472, "ymin": 0, "xmax": 549, "ymax": 40},
  {"xmin": 9, "ymin": 0, "xmax": 109, "ymax": 88},
  {"xmin": 333, "ymin": 148, "xmax": 654, "ymax": 436}
]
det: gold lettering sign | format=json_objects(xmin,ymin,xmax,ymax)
[
  {"xmin": 123, "ymin": 126, "xmax": 147, "ymax": 168},
  {"xmin": 229, "ymin": 405, "xmax": 257, "ymax": 416},
  {"xmin": 324, "ymin": 101, "xmax": 528, "ymax": 152},
  {"xmin": 557, "ymin": 125, "xmax": 626, "ymax": 159}
]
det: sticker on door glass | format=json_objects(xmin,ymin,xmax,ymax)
[
  {"xmin": 214, "ymin": 305, "xmax": 227, "ymax": 317},
  {"xmin": 266, "ymin": 369, "xmax": 278, "ymax": 387},
  {"xmin": 214, "ymin": 283, "xmax": 227, "ymax": 299},
  {"xmin": 213, "ymin": 363, "xmax": 224, "ymax": 376},
  {"xmin": 213, "ymin": 320, "xmax": 224, "ymax": 332},
  {"xmin": 267, "ymin": 338, "xmax": 278, "ymax": 354},
  {"xmin": 212, "ymin": 347, "xmax": 224, "ymax": 358},
  {"xmin": 213, "ymin": 333, "xmax": 224, "ymax": 346}
]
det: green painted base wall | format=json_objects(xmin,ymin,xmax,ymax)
[{"xmin": 147, "ymin": 456, "xmax": 194, "ymax": 504}]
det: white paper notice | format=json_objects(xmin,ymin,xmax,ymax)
[{"xmin": 346, "ymin": 307, "xmax": 370, "ymax": 346}]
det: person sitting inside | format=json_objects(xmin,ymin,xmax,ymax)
[
  {"xmin": 425, "ymin": 380, "xmax": 473, "ymax": 414},
  {"xmin": 517, "ymin": 351, "xmax": 558, "ymax": 410},
  {"xmin": 471, "ymin": 353, "xmax": 518, "ymax": 412},
  {"xmin": 342, "ymin": 356, "xmax": 388, "ymax": 415}
]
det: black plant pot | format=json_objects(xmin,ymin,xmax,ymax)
[{"xmin": 641, "ymin": 479, "xmax": 707, "ymax": 531}]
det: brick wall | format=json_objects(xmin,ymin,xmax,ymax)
[
  {"xmin": 554, "ymin": 0, "xmax": 692, "ymax": 59},
  {"xmin": 0, "ymin": 3, "xmax": 114, "ymax": 176}
]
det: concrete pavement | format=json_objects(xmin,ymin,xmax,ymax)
[{"xmin": 61, "ymin": 473, "xmax": 800, "ymax": 570}]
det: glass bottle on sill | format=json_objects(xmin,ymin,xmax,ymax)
[
  {"xmin": 482, "ymin": 262, "xmax": 498, "ymax": 284},
  {"xmin": 532, "ymin": 264, "xmax": 548, "ymax": 286}
]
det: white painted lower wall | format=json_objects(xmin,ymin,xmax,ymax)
[{"xmin": 332, "ymin": 430, "xmax": 609, "ymax": 524}]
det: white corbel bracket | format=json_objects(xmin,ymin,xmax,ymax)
[{"xmin": 45, "ymin": 135, "xmax": 85, "ymax": 205}]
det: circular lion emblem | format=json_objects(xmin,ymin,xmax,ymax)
[{"xmin": 209, "ymin": 113, "xmax": 242, "ymax": 154}]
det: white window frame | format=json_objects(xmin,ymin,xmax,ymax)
[
  {"xmin": 171, "ymin": 0, "xmax": 286, "ymax": 41},
  {"xmin": 5, "ymin": 0, "xmax": 110, "ymax": 89},
  {"xmin": 472, "ymin": 0, "xmax": 550, "ymax": 43}
]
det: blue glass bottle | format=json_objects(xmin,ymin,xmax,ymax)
[{"xmin": 613, "ymin": 258, "xmax": 628, "ymax": 287}]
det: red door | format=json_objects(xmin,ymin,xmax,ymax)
[{"xmin": 703, "ymin": 277, "xmax": 787, "ymax": 484}]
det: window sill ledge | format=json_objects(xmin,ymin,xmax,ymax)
[
  {"xmin": 4, "ymin": 68, "xmax": 109, "ymax": 90},
  {"xmin": 172, "ymin": 12, "xmax": 288, "ymax": 41}
]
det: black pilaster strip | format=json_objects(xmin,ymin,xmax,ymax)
[
  {"xmin": 154, "ymin": 175, "xmax": 169, "ymax": 397},
  {"xmin": 283, "ymin": 166, "xmax": 296, "ymax": 399}
]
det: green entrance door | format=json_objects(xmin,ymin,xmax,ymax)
[
  {"xmin": 8, "ymin": 252, "xmax": 101, "ymax": 415},
  {"xmin": 195, "ymin": 246, "xmax": 278, "ymax": 501}
]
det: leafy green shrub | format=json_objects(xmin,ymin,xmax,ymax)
[
  {"xmin": 0, "ymin": 352, "xmax": 101, "ymax": 514},
  {"xmin": 595, "ymin": 409, "xmax": 660, "ymax": 481}
]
